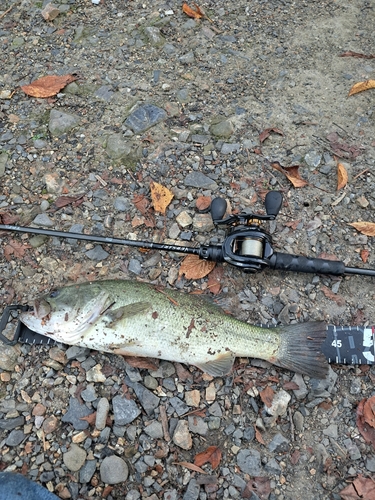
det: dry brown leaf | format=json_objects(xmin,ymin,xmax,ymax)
[
  {"xmin": 255, "ymin": 426, "xmax": 266, "ymax": 445},
  {"xmin": 122, "ymin": 356, "xmax": 159, "ymax": 371},
  {"xmin": 290, "ymin": 449, "xmax": 300, "ymax": 465},
  {"xmin": 320, "ymin": 285, "xmax": 345, "ymax": 306},
  {"xmin": 206, "ymin": 266, "xmax": 224, "ymax": 294},
  {"xmin": 259, "ymin": 127, "xmax": 284, "ymax": 143},
  {"xmin": 194, "ymin": 446, "xmax": 222, "ymax": 470},
  {"xmin": 357, "ymin": 398, "xmax": 375, "ymax": 447},
  {"xmin": 337, "ymin": 163, "xmax": 348, "ymax": 190},
  {"xmin": 363, "ymin": 396, "xmax": 375, "ymax": 429},
  {"xmin": 242, "ymin": 477, "xmax": 271, "ymax": 499},
  {"xmin": 348, "ymin": 79, "xmax": 375, "ymax": 96},
  {"xmin": 182, "ymin": 2, "xmax": 204, "ymax": 19},
  {"xmin": 349, "ymin": 221, "xmax": 375, "ymax": 237},
  {"xmin": 271, "ymin": 161, "xmax": 308, "ymax": 188},
  {"xmin": 21, "ymin": 74, "xmax": 78, "ymax": 98},
  {"xmin": 132, "ymin": 194, "xmax": 155, "ymax": 228},
  {"xmin": 196, "ymin": 196, "xmax": 212, "ymax": 212},
  {"xmin": 0, "ymin": 211, "xmax": 19, "ymax": 225},
  {"xmin": 174, "ymin": 461, "xmax": 207, "ymax": 474},
  {"xmin": 79, "ymin": 412, "xmax": 96, "ymax": 426},
  {"xmin": 260, "ymin": 386, "xmax": 274, "ymax": 408},
  {"xmin": 179, "ymin": 254, "xmax": 216, "ymax": 280},
  {"xmin": 339, "ymin": 474, "xmax": 375, "ymax": 500},
  {"xmin": 339, "ymin": 51, "xmax": 375, "ymax": 59},
  {"xmin": 150, "ymin": 181, "xmax": 174, "ymax": 215},
  {"xmin": 360, "ymin": 249, "xmax": 370, "ymax": 263},
  {"xmin": 3, "ymin": 239, "xmax": 30, "ymax": 261}
]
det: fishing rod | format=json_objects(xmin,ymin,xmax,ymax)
[{"xmin": 1, "ymin": 191, "xmax": 375, "ymax": 277}]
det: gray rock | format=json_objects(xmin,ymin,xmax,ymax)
[
  {"xmin": 182, "ymin": 478, "xmax": 200, "ymax": 500},
  {"xmin": 144, "ymin": 26, "xmax": 165, "ymax": 46},
  {"xmin": 179, "ymin": 51, "xmax": 195, "ymax": 64},
  {"xmin": 210, "ymin": 120, "xmax": 234, "ymax": 137},
  {"xmin": 0, "ymin": 151, "xmax": 8, "ymax": 177},
  {"xmin": 106, "ymin": 134, "xmax": 133, "ymax": 160},
  {"xmin": 95, "ymin": 85, "xmax": 114, "ymax": 101},
  {"xmin": 32, "ymin": 213, "xmax": 54, "ymax": 227},
  {"xmin": 0, "ymin": 416, "xmax": 25, "ymax": 430},
  {"xmin": 5, "ymin": 429, "xmax": 26, "ymax": 446},
  {"xmin": 81, "ymin": 384, "xmax": 98, "ymax": 402},
  {"xmin": 221, "ymin": 143, "xmax": 241, "ymax": 154},
  {"xmin": 61, "ymin": 397, "xmax": 94, "ymax": 430},
  {"xmin": 96, "ymin": 398, "xmax": 110, "ymax": 431},
  {"xmin": 265, "ymin": 458, "xmax": 281, "ymax": 474},
  {"xmin": 100, "ymin": 455, "xmax": 129, "ymax": 484},
  {"xmin": 188, "ymin": 415, "xmax": 208, "ymax": 436},
  {"xmin": 112, "ymin": 395, "xmax": 141, "ymax": 425},
  {"xmin": 128, "ymin": 258, "xmax": 142, "ymax": 275},
  {"xmin": 169, "ymin": 396, "xmax": 190, "ymax": 416},
  {"xmin": 125, "ymin": 104, "xmax": 167, "ymax": 133},
  {"xmin": 184, "ymin": 172, "xmax": 217, "ymax": 189},
  {"xmin": 323, "ymin": 423, "xmax": 338, "ymax": 439},
  {"xmin": 0, "ymin": 344, "xmax": 21, "ymax": 371},
  {"xmin": 150, "ymin": 361, "xmax": 176, "ymax": 378},
  {"xmin": 65, "ymin": 345, "xmax": 90, "ymax": 360},
  {"xmin": 176, "ymin": 88, "xmax": 190, "ymax": 104},
  {"xmin": 114, "ymin": 196, "xmax": 131, "ymax": 211},
  {"xmin": 63, "ymin": 444, "xmax": 87, "ymax": 472},
  {"xmin": 292, "ymin": 373, "xmax": 308, "ymax": 399},
  {"xmin": 237, "ymin": 449, "xmax": 262, "ymax": 475},
  {"xmin": 293, "ymin": 411, "xmax": 304, "ymax": 431},
  {"xmin": 85, "ymin": 245, "xmax": 109, "ymax": 261},
  {"xmin": 49, "ymin": 109, "xmax": 79, "ymax": 137},
  {"xmin": 366, "ymin": 456, "xmax": 375, "ymax": 472},
  {"xmin": 268, "ymin": 433, "xmax": 289, "ymax": 453},
  {"xmin": 173, "ymin": 420, "xmax": 192, "ymax": 450},
  {"xmin": 79, "ymin": 460, "xmax": 97, "ymax": 483},
  {"xmin": 132, "ymin": 382, "xmax": 160, "ymax": 416},
  {"xmin": 343, "ymin": 438, "xmax": 361, "ymax": 460},
  {"xmin": 144, "ymin": 421, "xmax": 164, "ymax": 439},
  {"xmin": 304, "ymin": 151, "xmax": 322, "ymax": 168}
]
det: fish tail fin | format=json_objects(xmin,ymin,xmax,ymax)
[{"xmin": 275, "ymin": 321, "xmax": 328, "ymax": 379}]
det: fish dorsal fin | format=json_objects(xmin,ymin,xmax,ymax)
[
  {"xmin": 105, "ymin": 301, "xmax": 151, "ymax": 326},
  {"xmin": 195, "ymin": 351, "xmax": 235, "ymax": 378}
]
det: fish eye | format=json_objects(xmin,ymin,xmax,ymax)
[{"xmin": 49, "ymin": 290, "xmax": 60, "ymax": 298}]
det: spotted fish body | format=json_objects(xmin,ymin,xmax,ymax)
[{"xmin": 20, "ymin": 280, "xmax": 328, "ymax": 378}]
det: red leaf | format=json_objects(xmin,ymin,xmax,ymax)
[
  {"xmin": 194, "ymin": 446, "xmax": 222, "ymax": 470},
  {"xmin": 356, "ymin": 399, "xmax": 375, "ymax": 447},
  {"xmin": 259, "ymin": 127, "xmax": 283, "ymax": 143},
  {"xmin": 339, "ymin": 474, "xmax": 375, "ymax": 500},
  {"xmin": 206, "ymin": 266, "xmax": 224, "ymax": 294},
  {"xmin": 3, "ymin": 239, "xmax": 30, "ymax": 261},
  {"xmin": 122, "ymin": 356, "xmax": 159, "ymax": 371},
  {"xmin": 260, "ymin": 386, "xmax": 274, "ymax": 408}
]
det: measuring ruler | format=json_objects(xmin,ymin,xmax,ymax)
[{"xmin": 0, "ymin": 305, "xmax": 374, "ymax": 366}]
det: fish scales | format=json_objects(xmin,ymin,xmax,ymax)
[{"xmin": 20, "ymin": 280, "xmax": 328, "ymax": 378}]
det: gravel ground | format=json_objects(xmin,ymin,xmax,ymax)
[{"xmin": 1, "ymin": 0, "xmax": 375, "ymax": 499}]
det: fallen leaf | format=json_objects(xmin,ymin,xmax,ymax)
[
  {"xmin": 363, "ymin": 396, "xmax": 375, "ymax": 428},
  {"xmin": 349, "ymin": 222, "xmax": 375, "ymax": 237},
  {"xmin": 196, "ymin": 196, "xmax": 212, "ymax": 212},
  {"xmin": 326, "ymin": 132, "xmax": 361, "ymax": 160},
  {"xmin": 3, "ymin": 239, "xmax": 30, "ymax": 261},
  {"xmin": 348, "ymin": 79, "xmax": 375, "ymax": 96},
  {"xmin": 79, "ymin": 412, "xmax": 96, "ymax": 426},
  {"xmin": 259, "ymin": 127, "xmax": 283, "ymax": 144},
  {"xmin": 255, "ymin": 426, "xmax": 265, "ymax": 445},
  {"xmin": 339, "ymin": 474, "xmax": 375, "ymax": 500},
  {"xmin": 206, "ymin": 266, "xmax": 224, "ymax": 294},
  {"xmin": 271, "ymin": 161, "xmax": 308, "ymax": 188},
  {"xmin": 260, "ymin": 386, "xmax": 274, "ymax": 408},
  {"xmin": 242, "ymin": 477, "xmax": 271, "ymax": 499},
  {"xmin": 21, "ymin": 74, "xmax": 78, "ymax": 98},
  {"xmin": 284, "ymin": 220, "xmax": 301, "ymax": 230},
  {"xmin": 282, "ymin": 381, "xmax": 300, "ymax": 391},
  {"xmin": 179, "ymin": 254, "xmax": 216, "ymax": 280},
  {"xmin": 122, "ymin": 356, "xmax": 159, "ymax": 371},
  {"xmin": 337, "ymin": 163, "xmax": 348, "ymax": 190},
  {"xmin": 357, "ymin": 399, "xmax": 375, "ymax": 447},
  {"xmin": 290, "ymin": 449, "xmax": 300, "ymax": 465},
  {"xmin": 320, "ymin": 285, "xmax": 345, "ymax": 306},
  {"xmin": 174, "ymin": 462, "xmax": 207, "ymax": 474},
  {"xmin": 339, "ymin": 51, "xmax": 375, "ymax": 59},
  {"xmin": 52, "ymin": 193, "xmax": 86, "ymax": 209},
  {"xmin": 194, "ymin": 446, "xmax": 222, "ymax": 470},
  {"xmin": 182, "ymin": 3, "xmax": 204, "ymax": 19},
  {"xmin": 150, "ymin": 181, "xmax": 174, "ymax": 215},
  {"xmin": 360, "ymin": 249, "xmax": 370, "ymax": 263},
  {"xmin": 132, "ymin": 194, "xmax": 155, "ymax": 228},
  {"xmin": 0, "ymin": 211, "xmax": 19, "ymax": 224}
]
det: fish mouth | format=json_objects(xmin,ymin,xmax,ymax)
[{"xmin": 33, "ymin": 298, "xmax": 52, "ymax": 319}]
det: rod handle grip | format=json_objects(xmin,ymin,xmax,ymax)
[{"xmin": 270, "ymin": 252, "xmax": 346, "ymax": 275}]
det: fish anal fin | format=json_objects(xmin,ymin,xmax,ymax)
[
  {"xmin": 105, "ymin": 301, "xmax": 151, "ymax": 326},
  {"xmin": 195, "ymin": 352, "xmax": 235, "ymax": 378}
]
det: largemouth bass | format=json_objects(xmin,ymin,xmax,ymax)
[{"xmin": 20, "ymin": 280, "xmax": 328, "ymax": 378}]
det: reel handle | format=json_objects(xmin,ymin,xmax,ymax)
[{"xmin": 211, "ymin": 197, "xmax": 227, "ymax": 222}]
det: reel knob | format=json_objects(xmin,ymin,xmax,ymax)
[
  {"xmin": 265, "ymin": 191, "xmax": 282, "ymax": 219},
  {"xmin": 211, "ymin": 197, "xmax": 227, "ymax": 222}
]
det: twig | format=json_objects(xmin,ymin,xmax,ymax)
[
  {"xmin": 0, "ymin": 1, "xmax": 19, "ymax": 20},
  {"xmin": 159, "ymin": 405, "xmax": 171, "ymax": 442},
  {"xmin": 289, "ymin": 408, "xmax": 295, "ymax": 442}
]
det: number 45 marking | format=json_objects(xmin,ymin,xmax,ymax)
[{"xmin": 331, "ymin": 340, "xmax": 342, "ymax": 348}]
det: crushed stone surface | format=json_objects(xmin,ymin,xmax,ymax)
[{"xmin": 1, "ymin": 0, "xmax": 375, "ymax": 499}]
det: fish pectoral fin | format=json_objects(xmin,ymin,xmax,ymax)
[
  {"xmin": 105, "ymin": 301, "xmax": 152, "ymax": 327},
  {"xmin": 195, "ymin": 352, "xmax": 235, "ymax": 378}
]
